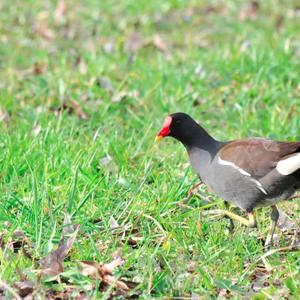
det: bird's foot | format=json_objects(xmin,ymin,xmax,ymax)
[
  {"xmin": 248, "ymin": 212, "xmax": 257, "ymax": 228},
  {"xmin": 223, "ymin": 211, "xmax": 254, "ymax": 227}
]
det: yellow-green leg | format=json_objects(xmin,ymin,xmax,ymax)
[
  {"xmin": 223, "ymin": 210, "xmax": 256, "ymax": 228},
  {"xmin": 265, "ymin": 205, "xmax": 279, "ymax": 251}
]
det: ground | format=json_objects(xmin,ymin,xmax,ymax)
[{"xmin": 0, "ymin": 0, "xmax": 299, "ymax": 298}]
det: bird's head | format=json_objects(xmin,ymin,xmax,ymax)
[{"xmin": 155, "ymin": 112, "xmax": 199, "ymax": 144}]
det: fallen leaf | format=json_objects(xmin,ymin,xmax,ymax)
[
  {"xmin": 69, "ymin": 100, "xmax": 88, "ymax": 119},
  {"xmin": 62, "ymin": 213, "xmax": 77, "ymax": 236},
  {"xmin": 108, "ymin": 217, "xmax": 143, "ymax": 247},
  {"xmin": 111, "ymin": 91, "xmax": 128, "ymax": 103},
  {"xmin": 33, "ymin": 125, "xmax": 42, "ymax": 136},
  {"xmin": 203, "ymin": 4, "xmax": 218, "ymax": 14},
  {"xmin": 100, "ymin": 155, "xmax": 112, "ymax": 166},
  {"xmin": 109, "ymin": 216, "xmax": 119, "ymax": 230},
  {"xmin": 34, "ymin": 12, "xmax": 55, "ymax": 41},
  {"xmin": 188, "ymin": 261, "xmax": 196, "ymax": 273},
  {"xmin": 34, "ymin": 62, "xmax": 47, "ymax": 75},
  {"xmin": 103, "ymin": 39, "xmax": 115, "ymax": 53},
  {"xmin": 97, "ymin": 77, "xmax": 113, "ymax": 92},
  {"xmin": 242, "ymin": 259, "xmax": 273, "ymax": 297},
  {"xmin": 239, "ymin": 1, "xmax": 260, "ymax": 21},
  {"xmin": 54, "ymin": 0, "xmax": 67, "ymax": 24},
  {"xmin": 45, "ymin": 286, "xmax": 93, "ymax": 299},
  {"xmin": 152, "ymin": 34, "xmax": 167, "ymax": 53},
  {"xmin": 38, "ymin": 224, "xmax": 79, "ymax": 277},
  {"xmin": 0, "ymin": 279, "xmax": 22, "ymax": 300},
  {"xmin": 79, "ymin": 246, "xmax": 134, "ymax": 293},
  {"xmin": 104, "ymin": 246, "xmax": 123, "ymax": 274},
  {"xmin": 50, "ymin": 100, "xmax": 88, "ymax": 120},
  {"xmin": 14, "ymin": 281, "xmax": 34, "ymax": 298},
  {"xmin": 251, "ymin": 273, "xmax": 271, "ymax": 292},
  {"xmin": 124, "ymin": 31, "xmax": 142, "ymax": 54},
  {"xmin": 0, "ymin": 107, "xmax": 9, "ymax": 127},
  {"xmin": 217, "ymin": 289, "xmax": 231, "ymax": 298},
  {"xmin": 194, "ymin": 65, "xmax": 204, "ymax": 76},
  {"xmin": 76, "ymin": 57, "xmax": 88, "ymax": 75},
  {"xmin": 277, "ymin": 208, "xmax": 296, "ymax": 232},
  {"xmin": 191, "ymin": 292, "xmax": 201, "ymax": 300},
  {"xmin": 127, "ymin": 235, "xmax": 144, "ymax": 247},
  {"xmin": 11, "ymin": 230, "xmax": 27, "ymax": 251},
  {"xmin": 275, "ymin": 15, "xmax": 284, "ymax": 31},
  {"xmin": 111, "ymin": 90, "xmax": 139, "ymax": 103},
  {"xmin": 5, "ymin": 230, "xmax": 33, "ymax": 259}
]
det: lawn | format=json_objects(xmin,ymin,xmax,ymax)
[{"xmin": 0, "ymin": 0, "xmax": 300, "ymax": 298}]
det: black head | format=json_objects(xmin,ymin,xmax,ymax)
[{"xmin": 156, "ymin": 112, "xmax": 203, "ymax": 145}]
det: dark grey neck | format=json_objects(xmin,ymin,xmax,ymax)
[
  {"xmin": 179, "ymin": 125, "xmax": 220, "ymax": 156},
  {"xmin": 183, "ymin": 126, "xmax": 223, "ymax": 178}
]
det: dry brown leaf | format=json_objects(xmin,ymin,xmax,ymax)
[
  {"xmin": 11, "ymin": 230, "xmax": 27, "ymax": 251},
  {"xmin": 191, "ymin": 292, "xmax": 201, "ymax": 300},
  {"xmin": 0, "ymin": 107, "xmax": 9, "ymax": 127},
  {"xmin": 33, "ymin": 62, "xmax": 47, "ymax": 75},
  {"xmin": 277, "ymin": 208, "xmax": 296, "ymax": 232},
  {"xmin": 78, "ymin": 59, "xmax": 88, "ymax": 75},
  {"xmin": 242, "ymin": 259, "xmax": 274, "ymax": 297},
  {"xmin": 62, "ymin": 213, "xmax": 77, "ymax": 236},
  {"xmin": 33, "ymin": 125, "xmax": 42, "ymax": 136},
  {"xmin": 79, "ymin": 246, "xmax": 132, "ymax": 292},
  {"xmin": 275, "ymin": 15, "xmax": 284, "ymax": 31},
  {"xmin": 152, "ymin": 34, "xmax": 167, "ymax": 53},
  {"xmin": 124, "ymin": 31, "xmax": 142, "ymax": 54},
  {"xmin": 111, "ymin": 90, "xmax": 139, "ymax": 103},
  {"xmin": 97, "ymin": 77, "xmax": 113, "ymax": 92},
  {"xmin": 51, "ymin": 101, "xmax": 88, "ymax": 120},
  {"xmin": 103, "ymin": 39, "xmax": 115, "ymax": 53},
  {"xmin": 13, "ymin": 63, "xmax": 47, "ymax": 78},
  {"xmin": 108, "ymin": 218, "xmax": 143, "ymax": 247},
  {"xmin": 0, "ymin": 279, "xmax": 22, "ymax": 300},
  {"xmin": 54, "ymin": 0, "xmax": 67, "ymax": 24},
  {"xmin": 109, "ymin": 216, "xmax": 119, "ymax": 229},
  {"xmin": 80, "ymin": 261, "xmax": 99, "ymax": 277},
  {"xmin": 69, "ymin": 100, "xmax": 88, "ymax": 119},
  {"xmin": 104, "ymin": 246, "xmax": 123, "ymax": 274},
  {"xmin": 100, "ymin": 155, "xmax": 112, "ymax": 166},
  {"xmin": 34, "ymin": 13, "xmax": 55, "ymax": 41},
  {"xmin": 127, "ymin": 236, "xmax": 144, "ymax": 247},
  {"xmin": 239, "ymin": 1, "xmax": 260, "ymax": 21},
  {"xmin": 217, "ymin": 289, "xmax": 231, "ymax": 298},
  {"xmin": 14, "ymin": 281, "xmax": 34, "ymax": 298},
  {"xmin": 38, "ymin": 224, "xmax": 79, "ymax": 276},
  {"xmin": 45, "ymin": 286, "xmax": 92, "ymax": 299},
  {"xmin": 5, "ymin": 230, "xmax": 34, "ymax": 259}
]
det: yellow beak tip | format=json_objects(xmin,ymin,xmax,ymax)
[{"xmin": 155, "ymin": 136, "xmax": 163, "ymax": 142}]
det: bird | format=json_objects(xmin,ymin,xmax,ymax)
[{"xmin": 155, "ymin": 112, "xmax": 300, "ymax": 249}]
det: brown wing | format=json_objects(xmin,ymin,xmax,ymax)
[{"xmin": 219, "ymin": 138, "xmax": 300, "ymax": 178}]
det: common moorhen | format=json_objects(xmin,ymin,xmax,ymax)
[{"xmin": 156, "ymin": 112, "xmax": 300, "ymax": 249}]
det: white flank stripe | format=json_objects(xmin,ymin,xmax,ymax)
[
  {"xmin": 218, "ymin": 157, "xmax": 251, "ymax": 176},
  {"xmin": 218, "ymin": 157, "xmax": 268, "ymax": 195},
  {"xmin": 277, "ymin": 153, "xmax": 300, "ymax": 175},
  {"xmin": 250, "ymin": 178, "xmax": 268, "ymax": 195}
]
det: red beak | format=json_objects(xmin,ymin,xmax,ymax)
[{"xmin": 155, "ymin": 116, "xmax": 172, "ymax": 141}]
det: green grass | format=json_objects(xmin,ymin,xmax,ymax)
[{"xmin": 0, "ymin": 0, "xmax": 300, "ymax": 298}]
